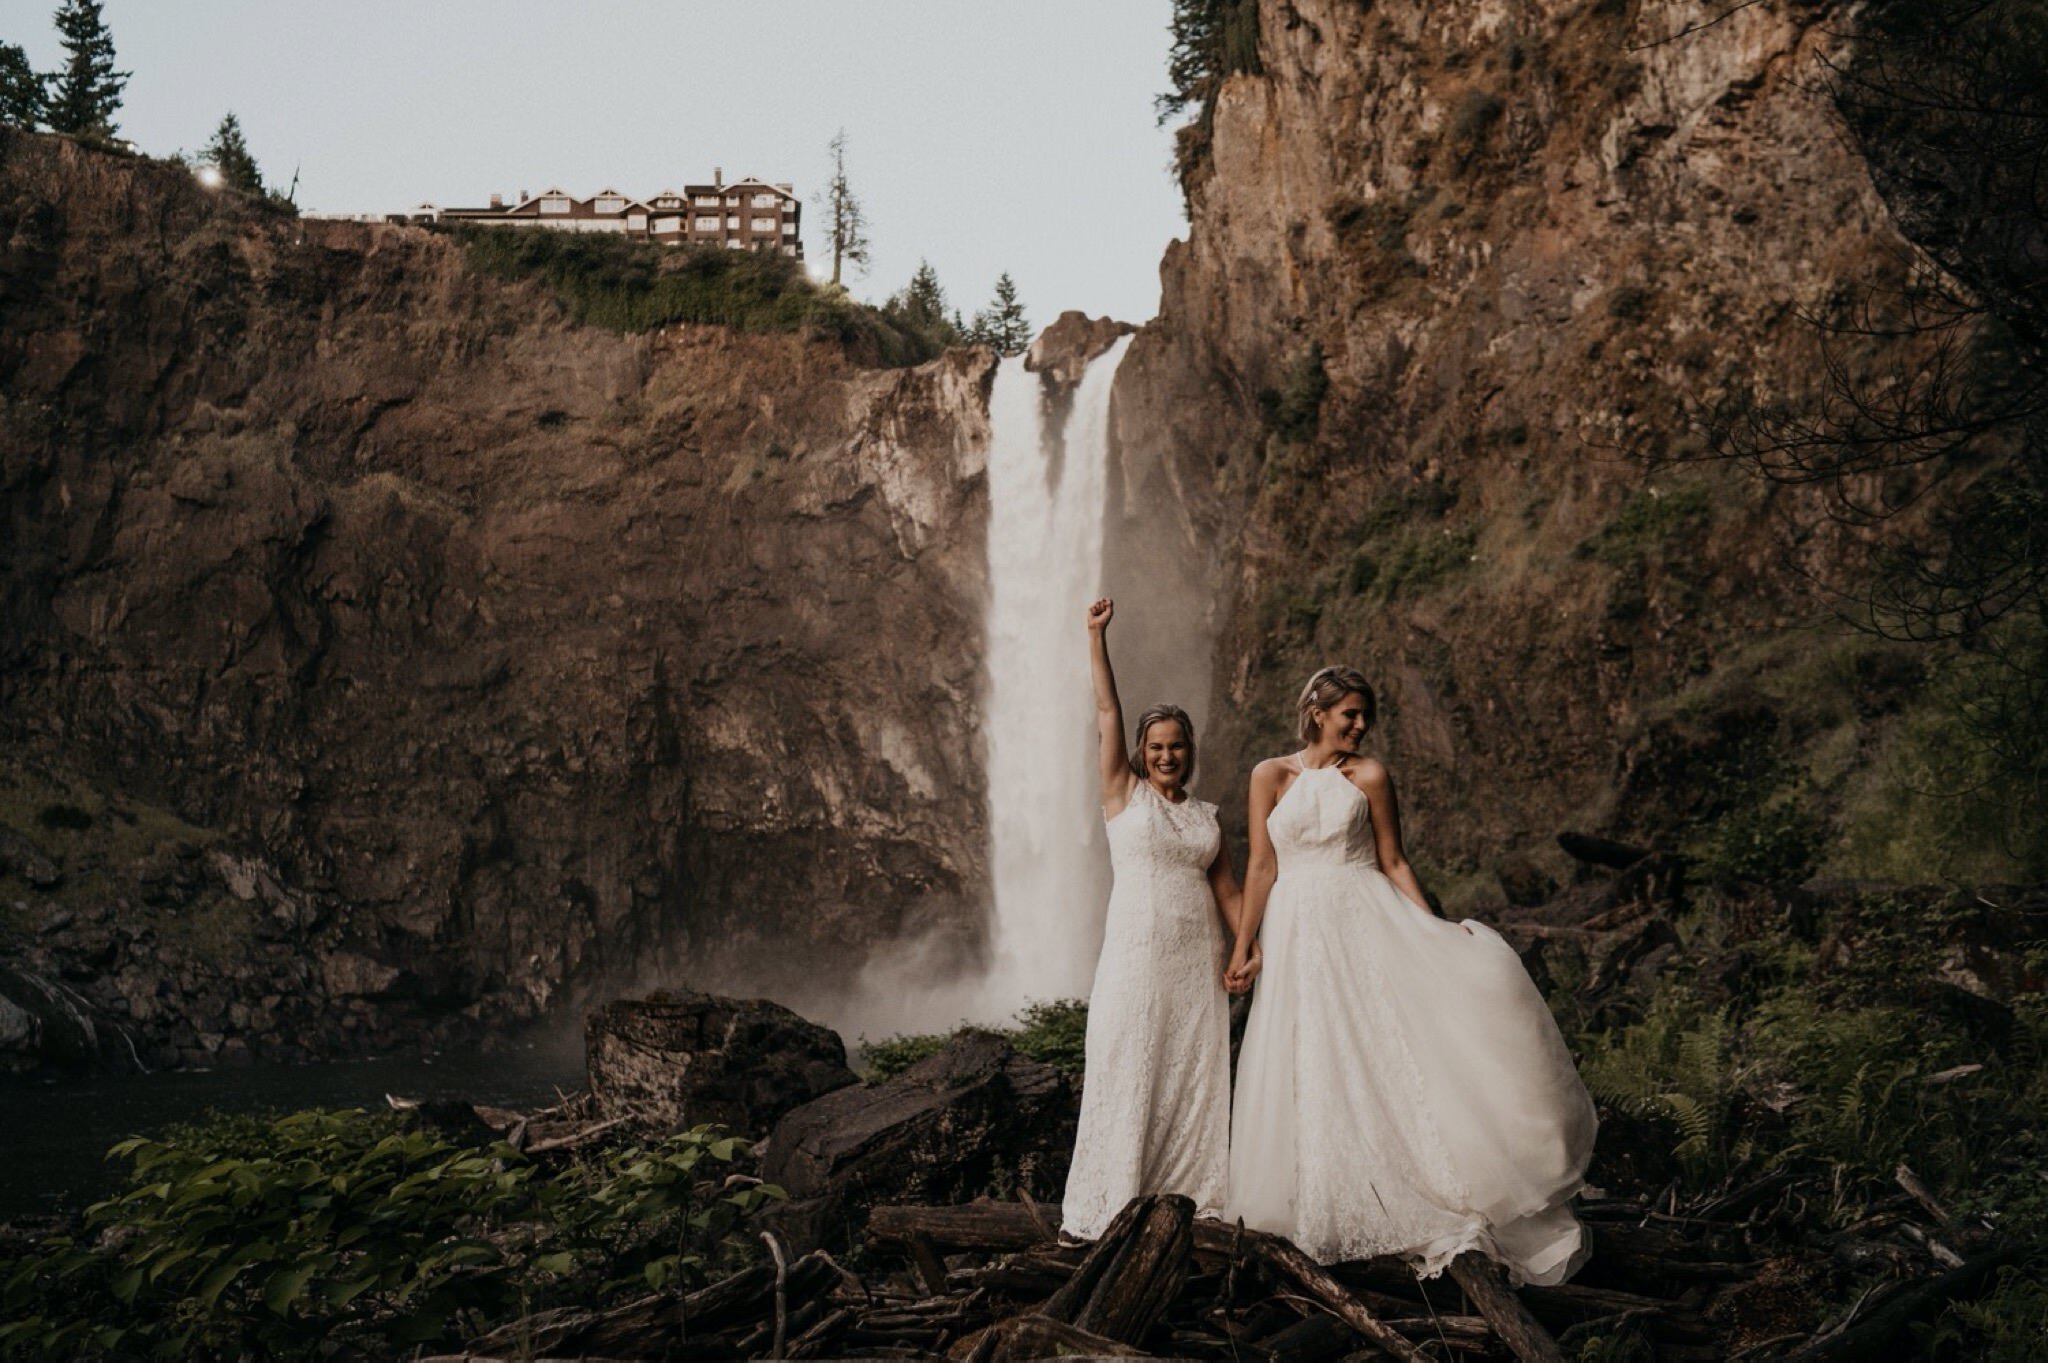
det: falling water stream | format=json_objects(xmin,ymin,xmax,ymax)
[{"xmin": 977, "ymin": 337, "xmax": 1133, "ymax": 1019}]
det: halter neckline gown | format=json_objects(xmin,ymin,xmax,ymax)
[
  {"xmin": 1227, "ymin": 764, "xmax": 1598, "ymax": 1285},
  {"xmin": 1060, "ymin": 779, "xmax": 1232, "ymax": 1239}
]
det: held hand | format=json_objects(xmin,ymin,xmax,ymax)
[
  {"xmin": 1086, "ymin": 598, "xmax": 1114, "ymax": 632},
  {"xmin": 1224, "ymin": 942, "xmax": 1263, "ymax": 993}
]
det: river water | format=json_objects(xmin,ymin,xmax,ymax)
[{"xmin": 0, "ymin": 1035, "xmax": 587, "ymax": 1220}]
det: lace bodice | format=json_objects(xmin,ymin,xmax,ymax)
[
  {"xmin": 1106, "ymin": 780, "xmax": 1221, "ymax": 878},
  {"xmin": 1268, "ymin": 765, "xmax": 1378, "ymax": 871}
]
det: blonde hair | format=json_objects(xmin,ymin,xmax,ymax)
[
  {"xmin": 1129, "ymin": 704, "xmax": 1197, "ymax": 789},
  {"xmin": 1296, "ymin": 666, "xmax": 1377, "ymax": 743}
]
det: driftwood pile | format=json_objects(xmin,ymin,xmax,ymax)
[{"xmin": 420, "ymin": 1158, "xmax": 2015, "ymax": 1362}]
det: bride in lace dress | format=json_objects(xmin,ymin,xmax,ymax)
[
  {"xmin": 1224, "ymin": 666, "xmax": 1598, "ymax": 1285},
  {"xmin": 1059, "ymin": 599, "xmax": 1249, "ymax": 1240}
]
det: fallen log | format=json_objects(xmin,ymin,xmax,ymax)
[
  {"xmin": 1447, "ymin": 1251, "xmax": 1567, "ymax": 1363},
  {"xmin": 966, "ymin": 1312, "xmax": 1151, "ymax": 1361},
  {"xmin": 1039, "ymin": 1195, "xmax": 1153, "ymax": 1322},
  {"xmin": 868, "ymin": 1197, "xmax": 1064, "ymax": 1254},
  {"xmin": 1782, "ymin": 1245, "xmax": 2022, "ymax": 1362},
  {"xmin": 1235, "ymin": 1227, "xmax": 1429, "ymax": 1363},
  {"xmin": 1067, "ymin": 1195, "xmax": 1195, "ymax": 1342}
]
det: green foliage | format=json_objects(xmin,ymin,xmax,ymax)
[
  {"xmin": 44, "ymin": 0, "xmax": 126, "ymax": 142},
  {"xmin": 1582, "ymin": 991, "xmax": 1752, "ymax": 1179},
  {"xmin": 0, "ymin": 1108, "xmax": 780, "ymax": 1360},
  {"xmin": 884, "ymin": 259, "xmax": 961, "ymax": 348},
  {"xmin": 454, "ymin": 227, "xmax": 947, "ymax": 367},
  {"xmin": 858, "ymin": 999, "xmax": 1089, "ymax": 1081},
  {"xmin": 1835, "ymin": 622, "xmax": 2048, "ymax": 882},
  {"xmin": 1578, "ymin": 885, "xmax": 2048, "ymax": 1216},
  {"xmin": 1160, "ymin": 0, "xmax": 1263, "ymax": 189},
  {"xmin": 858, "ymin": 1031, "xmax": 951, "ymax": 1080},
  {"xmin": 1257, "ymin": 342, "xmax": 1328, "ymax": 444},
  {"xmin": 1010, "ymin": 999, "xmax": 1089, "ymax": 1074},
  {"xmin": 965, "ymin": 272, "xmax": 1031, "ymax": 357},
  {"xmin": 201, "ymin": 111, "xmax": 261, "ymax": 195},
  {"xmin": 1921, "ymin": 1259, "xmax": 2048, "ymax": 1362},
  {"xmin": 0, "ymin": 42, "xmax": 44, "ymax": 130},
  {"xmin": 1579, "ymin": 484, "xmax": 1714, "ymax": 568},
  {"xmin": 1694, "ymin": 790, "xmax": 1828, "ymax": 884}
]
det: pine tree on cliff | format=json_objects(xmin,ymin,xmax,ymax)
[
  {"xmin": 0, "ymin": 42, "xmax": 45, "ymax": 129},
  {"xmin": 203, "ymin": 112, "xmax": 263, "ymax": 194},
  {"xmin": 44, "ymin": 0, "xmax": 127, "ymax": 142},
  {"xmin": 817, "ymin": 127, "xmax": 870, "ymax": 286},
  {"xmin": 969, "ymin": 273, "xmax": 1032, "ymax": 357}
]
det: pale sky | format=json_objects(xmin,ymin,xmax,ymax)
[{"xmin": 4, "ymin": 0, "xmax": 1189, "ymax": 324}]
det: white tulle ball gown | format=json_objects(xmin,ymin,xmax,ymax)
[
  {"xmin": 1060, "ymin": 781, "xmax": 1232, "ymax": 1239},
  {"xmin": 1227, "ymin": 764, "xmax": 1598, "ymax": 1285}
]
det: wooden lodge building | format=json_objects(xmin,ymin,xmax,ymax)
[{"xmin": 384, "ymin": 169, "xmax": 803, "ymax": 258}]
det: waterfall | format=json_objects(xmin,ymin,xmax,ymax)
[{"xmin": 978, "ymin": 336, "xmax": 1134, "ymax": 1020}]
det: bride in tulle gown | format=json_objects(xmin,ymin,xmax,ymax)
[
  {"xmin": 1224, "ymin": 666, "xmax": 1597, "ymax": 1285},
  {"xmin": 1059, "ymin": 599, "xmax": 1247, "ymax": 1240}
]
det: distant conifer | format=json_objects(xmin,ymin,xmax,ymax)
[
  {"xmin": 203, "ymin": 112, "xmax": 263, "ymax": 194},
  {"xmin": 970, "ymin": 273, "xmax": 1032, "ymax": 357},
  {"xmin": 45, "ymin": 0, "xmax": 127, "ymax": 142},
  {"xmin": 0, "ymin": 42, "xmax": 45, "ymax": 129}
]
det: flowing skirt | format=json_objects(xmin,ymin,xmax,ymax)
[
  {"xmin": 1061, "ymin": 866, "xmax": 1231, "ymax": 1238},
  {"xmin": 1228, "ymin": 862, "xmax": 1597, "ymax": 1284}
]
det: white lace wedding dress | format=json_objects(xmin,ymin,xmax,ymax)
[
  {"xmin": 1060, "ymin": 780, "xmax": 1232, "ymax": 1239},
  {"xmin": 1228, "ymin": 765, "xmax": 1598, "ymax": 1285}
]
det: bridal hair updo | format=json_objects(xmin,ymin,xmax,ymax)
[
  {"xmin": 1129, "ymin": 704, "xmax": 1198, "ymax": 788},
  {"xmin": 1297, "ymin": 666, "xmax": 1377, "ymax": 743}
]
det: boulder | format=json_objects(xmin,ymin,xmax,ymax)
[
  {"xmin": 762, "ymin": 1029, "xmax": 1077, "ymax": 1253},
  {"xmin": 1026, "ymin": 310, "xmax": 1136, "ymax": 392},
  {"xmin": 586, "ymin": 990, "xmax": 858, "ymax": 1135}
]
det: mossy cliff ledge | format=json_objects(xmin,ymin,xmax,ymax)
[
  {"xmin": 0, "ymin": 131, "xmax": 994, "ymax": 1070},
  {"xmin": 1109, "ymin": 0, "xmax": 1993, "ymax": 895}
]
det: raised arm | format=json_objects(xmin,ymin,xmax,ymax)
[
  {"xmin": 1356, "ymin": 759, "xmax": 1448, "ymax": 921},
  {"xmin": 1226, "ymin": 761, "xmax": 1282, "ymax": 991},
  {"xmin": 1088, "ymin": 599, "xmax": 1138, "ymax": 817}
]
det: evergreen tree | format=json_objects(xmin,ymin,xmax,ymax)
[
  {"xmin": 0, "ymin": 42, "xmax": 44, "ymax": 129},
  {"xmin": 882, "ymin": 259, "xmax": 962, "ymax": 348},
  {"xmin": 45, "ymin": 0, "xmax": 127, "ymax": 141},
  {"xmin": 1157, "ymin": 0, "xmax": 1262, "ymax": 125},
  {"xmin": 203, "ymin": 111, "xmax": 263, "ymax": 194},
  {"xmin": 816, "ymin": 127, "xmax": 870, "ymax": 286},
  {"xmin": 900, "ymin": 260, "xmax": 948, "ymax": 330},
  {"xmin": 970, "ymin": 273, "xmax": 1032, "ymax": 356}
]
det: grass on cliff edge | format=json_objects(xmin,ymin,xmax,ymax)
[{"xmin": 452, "ymin": 226, "xmax": 952, "ymax": 367}]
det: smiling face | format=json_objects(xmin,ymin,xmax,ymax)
[
  {"xmin": 1314, "ymin": 691, "xmax": 1372, "ymax": 753},
  {"xmin": 1138, "ymin": 716, "xmax": 1192, "ymax": 789}
]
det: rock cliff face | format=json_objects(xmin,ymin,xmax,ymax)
[
  {"xmin": 1110, "ymin": 0, "xmax": 1929, "ymax": 896},
  {"xmin": 0, "ymin": 131, "xmax": 992, "ymax": 1067}
]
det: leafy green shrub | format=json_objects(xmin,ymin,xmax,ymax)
[
  {"xmin": 1011, "ymin": 1000, "xmax": 1089, "ymax": 1074},
  {"xmin": 1694, "ymin": 793, "xmax": 1828, "ymax": 884},
  {"xmin": 0, "ymin": 1109, "xmax": 779, "ymax": 1360},
  {"xmin": 858, "ymin": 1030, "xmax": 951, "ymax": 1081},
  {"xmin": 452, "ymin": 227, "xmax": 949, "ymax": 367},
  {"xmin": 857, "ymin": 1000, "xmax": 1090, "ymax": 1082},
  {"xmin": 1257, "ymin": 343, "xmax": 1329, "ymax": 444}
]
